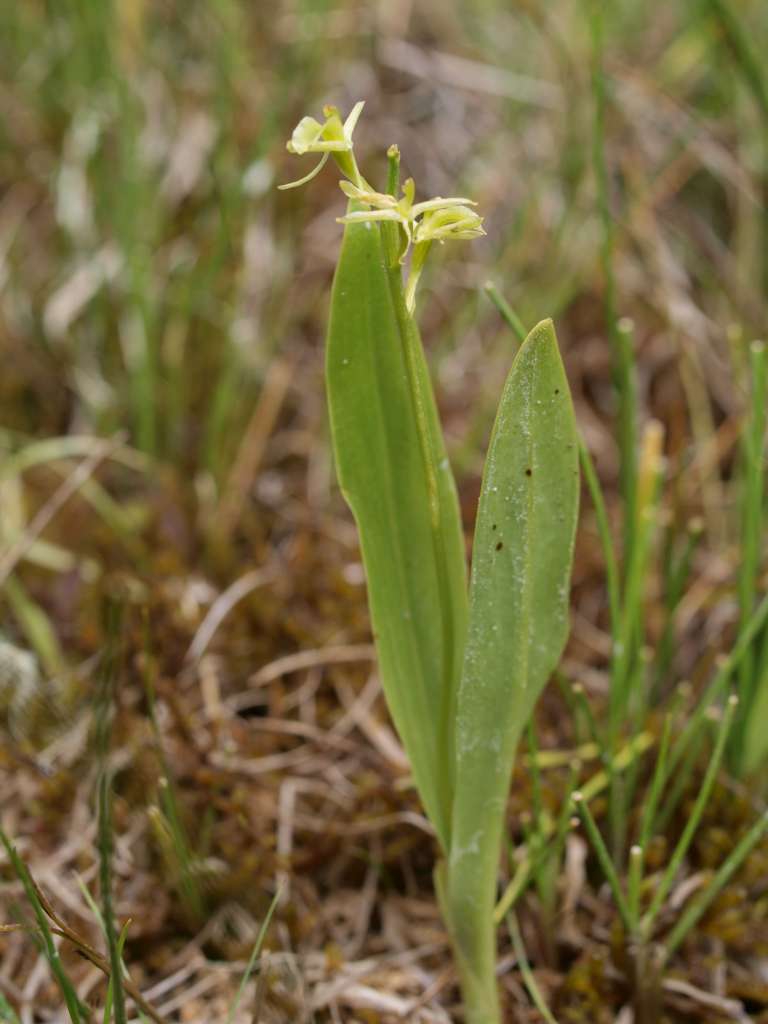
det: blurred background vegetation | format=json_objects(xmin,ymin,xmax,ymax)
[
  {"xmin": 3, "ymin": 0, "xmax": 764, "ymax": 472},
  {"xmin": 1, "ymin": 0, "xmax": 768, "ymax": 1020}
]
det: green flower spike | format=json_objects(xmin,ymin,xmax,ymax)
[
  {"xmin": 415, "ymin": 205, "xmax": 486, "ymax": 244},
  {"xmin": 279, "ymin": 100, "xmax": 365, "ymax": 190},
  {"xmin": 337, "ymin": 178, "xmax": 482, "ymax": 261}
]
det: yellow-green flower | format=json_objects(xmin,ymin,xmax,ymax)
[
  {"xmin": 337, "ymin": 178, "xmax": 482, "ymax": 259},
  {"xmin": 415, "ymin": 205, "xmax": 486, "ymax": 244},
  {"xmin": 279, "ymin": 101, "xmax": 365, "ymax": 190}
]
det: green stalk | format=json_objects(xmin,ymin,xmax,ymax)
[
  {"xmin": 102, "ymin": 923, "xmax": 130, "ymax": 1024},
  {"xmin": 663, "ymin": 808, "xmax": 768, "ymax": 961},
  {"xmin": 572, "ymin": 792, "xmax": 633, "ymax": 932},
  {"xmin": 627, "ymin": 844, "xmax": 643, "ymax": 934},
  {"xmin": 569, "ymin": 681, "xmax": 603, "ymax": 751},
  {"xmin": 655, "ymin": 728, "xmax": 706, "ymax": 837},
  {"xmin": 111, "ymin": 65, "xmax": 160, "ymax": 455},
  {"xmin": 608, "ymin": 422, "xmax": 664, "ymax": 855},
  {"xmin": 578, "ymin": 731, "xmax": 654, "ymax": 804},
  {"xmin": 667, "ymin": 588, "xmax": 768, "ymax": 783},
  {"xmin": 494, "ymin": 736, "xmax": 648, "ymax": 925},
  {"xmin": 0, "ymin": 830, "xmax": 85, "ymax": 1023},
  {"xmin": 497, "ymin": 765, "xmax": 581, "ymax": 929},
  {"xmin": 484, "ymin": 281, "xmax": 527, "ymax": 344},
  {"xmin": 527, "ymin": 722, "xmax": 545, "ymax": 843},
  {"xmin": 705, "ymin": 0, "xmax": 768, "ymax": 119},
  {"xmin": 611, "ymin": 423, "xmax": 664, "ymax": 711},
  {"xmin": 579, "ymin": 440, "xmax": 621, "ymax": 636},
  {"xmin": 508, "ymin": 914, "xmax": 559, "ymax": 1023},
  {"xmin": 587, "ymin": 0, "xmax": 638, "ymax": 552},
  {"xmin": 226, "ymin": 887, "xmax": 280, "ymax": 1024},
  {"xmin": 536, "ymin": 761, "xmax": 581, "ymax": 944},
  {"xmin": 703, "ymin": 0, "xmax": 768, "ymax": 301},
  {"xmin": 622, "ymin": 649, "xmax": 654, "ymax": 821},
  {"xmin": 732, "ymin": 341, "xmax": 767, "ymax": 771},
  {"xmin": 96, "ymin": 601, "xmax": 127, "ymax": 1024},
  {"xmin": 655, "ymin": 518, "xmax": 703, "ymax": 688},
  {"xmin": 641, "ymin": 696, "xmax": 737, "ymax": 936},
  {"xmin": 737, "ymin": 343, "xmax": 766, "ymax": 682},
  {"xmin": 638, "ymin": 711, "xmax": 672, "ymax": 850},
  {"xmin": 144, "ymin": 661, "xmax": 206, "ymax": 924},
  {"xmin": 98, "ymin": 774, "xmax": 126, "ymax": 1023}
]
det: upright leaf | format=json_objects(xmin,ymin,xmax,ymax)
[
  {"xmin": 326, "ymin": 214, "xmax": 468, "ymax": 849},
  {"xmin": 444, "ymin": 319, "xmax": 579, "ymax": 1023}
]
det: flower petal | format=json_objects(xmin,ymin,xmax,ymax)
[
  {"xmin": 337, "ymin": 209, "xmax": 403, "ymax": 224},
  {"xmin": 342, "ymin": 100, "xmax": 365, "ymax": 142},
  {"xmin": 339, "ymin": 181, "xmax": 398, "ymax": 208},
  {"xmin": 410, "ymin": 197, "xmax": 477, "ymax": 216},
  {"xmin": 278, "ymin": 152, "xmax": 330, "ymax": 190},
  {"xmin": 286, "ymin": 116, "xmax": 325, "ymax": 155},
  {"xmin": 414, "ymin": 205, "xmax": 485, "ymax": 243}
]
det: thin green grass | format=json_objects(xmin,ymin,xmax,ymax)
[
  {"xmin": 655, "ymin": 518, "xmax": 703, "ymax": 687},
  {"xmin": 508, "ymin": 913, "xmax": 559, "ymax": 1024},
  {"xmin": 225, "ymin": 886, "xmax": 281, "ymax": 1024},
  {"xmin": 0, "ymin": 831, "xmax": 86, "ymax": 1023},
  {"xmin": 586, "ymin": 2, "xmax": 639, "ymax": 546},
  {"xmin": 640, "ymin": 695, "xmax": 738, "ymax": 936},
  {"xmin": 573, "ymin": 791, "xmax": 633, "ymax": 932},
  {"xmin": 663, "ymin": 807, "xmax": 768, "ymax": 961},
  {"xmin": 732, "ymin": 341, "xmax": 768, "ymax": 772},
  {"xmin": 95, "ymin": 603, "xmax": 127, "ymax": 1024}
]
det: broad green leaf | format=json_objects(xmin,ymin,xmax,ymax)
[
  {"xmin": 444, "ymin": 319, "xmax": 579, "ymax": 1022},
  {"xmin": 326, "ymin": 213, "xmax": 468, "ymax": 850}
]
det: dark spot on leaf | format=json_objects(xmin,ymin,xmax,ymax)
[
  {"xmin": 525, "ymin": 468, "xmax": 532, "ymax": 476},
  {"xmin": 554, "ymin": 388, "xmax": 560, "ymax": 394},
  {"xmin": 495, "ymin": 541, "xmax": 503, "ymax": 551},
  {"xmin": 491, "ymin": 523, "xmax": 497, "ymax": 530}
]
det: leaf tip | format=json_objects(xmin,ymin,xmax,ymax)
[{"xmin": 529, "ymin": 317, "xmax": 555, "ymax": 340}]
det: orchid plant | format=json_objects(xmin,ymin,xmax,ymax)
[
  {"xmin": 281, "ymin": 102, "xmax": 484, "ymax": 310},
  {"xmin": 281, "ymin": 101, "xmax": 579, "ymax": 1024}
]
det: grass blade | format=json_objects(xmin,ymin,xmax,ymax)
[
  {"xmin": 102, "ymin": 923, "xmax": 130, "ymax": 1024},
  {"xmin": 96, "ymin": 603, "xmax": 127, "ymax": 1024},
  {"xmin": 588, "ymin": 0, "xmax": 638, "ymax": 548},
  {"xmin": 572, "ymin": 792, "xmax": 633, "ymax": 933},
  {"xmin": 663, "ymin": 808, "xmax": 768, "ymax": 961},
  {"xmin": 733, "ymin": 341, "xmax": 767, "ymax": 772},
  {"xmin": 508, "ymin": 913, "xmax": 559, "ymax": 1024},
  {"xmin": 0, "ymin": 831, "xmax": 85, "ymax": 1023},
  {"xmin": 642, "ymin": 695, "xmax": 738, "ymax": 935},
  {"xmin": 98, "ymin": 772, "xmax": 126, "ymax": 1023},
  {"xmin": 225, "ymin": 887, "xmax": 280, "ymax": 1024}
]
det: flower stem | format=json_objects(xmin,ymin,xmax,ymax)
[{"xmin": 405, "ymin": 240, "xmax": 431, "ymax": 312}]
